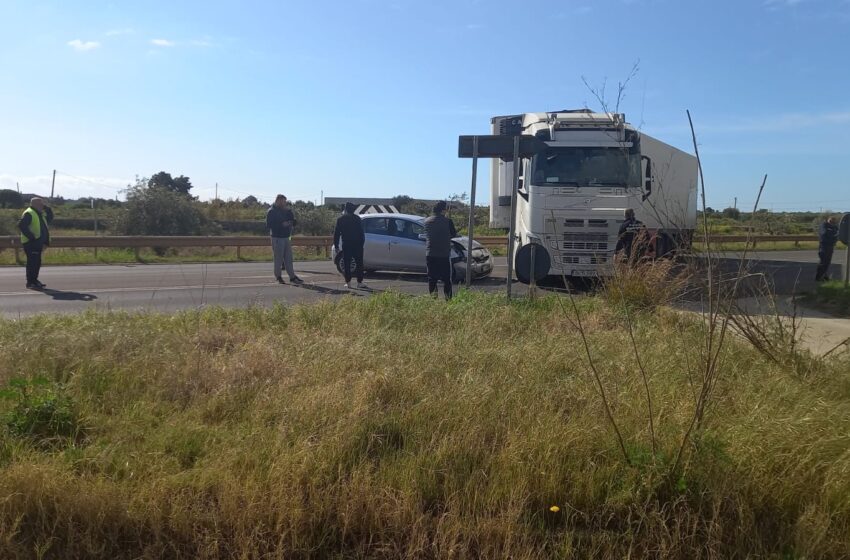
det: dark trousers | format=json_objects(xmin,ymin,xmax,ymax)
[
  {"xmin": 816, "ymin": 247, "xmax": 834, "ymax": 281},
  {"xmin": 341, "ymin": 246, "xmax": 364, "ymax": 283},
  {"xmin": 426, "ymin": 256, "xmax": 453, "ymax": 299},
  {"xmin": 24, "ymin": 243, "xmax": 43, "ymax": 284}
]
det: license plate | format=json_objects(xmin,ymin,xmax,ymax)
[{"xmin": 571, "ymin": 269, "xmax": 597, "ymax": 277}]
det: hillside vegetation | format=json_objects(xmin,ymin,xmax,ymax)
[{"xmin": 1, "ymin": 292, "xmax": 849, "ymax": 558}]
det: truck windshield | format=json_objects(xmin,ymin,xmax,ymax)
[{"xmin": 530, "ymin": 146, "xmax": 641, "ymax": 188}]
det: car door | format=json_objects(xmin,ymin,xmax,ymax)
[
  {"xmin": 362, "ymin": 217, "xmax": 391, "ymax": 269},
  {"xmin": 388, "ymin": 219, "xmax": 427, "ymax": 272}
]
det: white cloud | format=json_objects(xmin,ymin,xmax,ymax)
[
  {"xmin": 67, "ymin": 39, "xmax": 101, "ymax": 52},
  {"xmin": 189, "ymin": 39, "xmax": 213, "ymax": 47},
  {"xmin": 105, "ymin": 28, "xmax": 134, "ymax": 36},
  {"xmin": 150, "ymin": 38, "xmax": 176, "ymax": 47}
]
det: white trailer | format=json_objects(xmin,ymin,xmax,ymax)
[{"xmin": 490, "ymin": 110, "xmax": 698, "ymax": 278}]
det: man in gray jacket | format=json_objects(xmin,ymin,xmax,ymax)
[
  {"xmin": 266, "ymin": 194, "xmax": 303, "ymax": 284},
  {"xmin": 423, "ymin": 201, "xmax": 457, "ymax": 300}
]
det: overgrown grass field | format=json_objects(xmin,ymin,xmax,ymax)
[{"xmin": 1, "ymin": 293, "xmax": 849, "ymax": 558}]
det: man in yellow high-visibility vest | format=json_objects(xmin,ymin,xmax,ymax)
[{"xmin": 17, "ymin": 197, "xmax": 54, "ymax": 289}]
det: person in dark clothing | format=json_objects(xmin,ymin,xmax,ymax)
[
  {"xmin": 423, "ymin": 201, "xmax": 458, "ymax": 300},
  {"xmin": 18, "ymin": 197, "xmax": 54, "ymax": 289},
  {"xmin": 615, "ymin": 208, "xmax": 646, "ymax": 261},
  {"xmin": 266, "ymin": 194, "xmax": 302, "ymax": 284},
  {"xmin": 816, "ymin": 216, "xmax": 839, "ymax": 281},
  {"xmin": 333, "ymin": 202, "xmax": 367, "ymax": 288}
]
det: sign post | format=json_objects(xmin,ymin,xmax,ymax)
[
  {"xmin": 458, "ymin": 134, "xmax": 547, "ymax": 299},
  {"xmin": 465, "ymin": 137, "xmax": 478, "ymax": 287}
]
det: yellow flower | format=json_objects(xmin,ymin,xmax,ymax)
[{"xmin": 549, "ymin": 505, "xmax": 560, "ymax": 513}]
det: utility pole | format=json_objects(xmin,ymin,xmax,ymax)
[
  {"xmin": 320, "ymin": 190, "xmax": 324, "ymax": 206},
  {"xmin": 50, "ymin": 169, "xmax": 56, "ymax": 202},
  {"xmin": 215, "ymin": 182, "xmax": 219, "ymax": 200},
  {"xmin": 16, "ymin": 182, "xmax": 20, "ymax": 194},
  {"xmin": 92, "ymin": 198, "xmax": 99, "ymax": 258},
  {"xmin": 733, "ymin": 196, "xmax": 737, "ymax": 210}
]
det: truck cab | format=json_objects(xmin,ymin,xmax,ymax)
[{"xmin": 490, "ymin": 110, "xmax": 698, "ymax": 278}]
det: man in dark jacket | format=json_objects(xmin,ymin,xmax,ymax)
[
  {"xmin": 18, "ymin": 197, "xmax": 54, "ymax": 289},
  {"xmin": 615, "ymin": 208, "xmax": 646, "ymax": 261},
  {"xmin": 333, "ymin": 202, "xmax": 367, "ymax": 288},
  {"xmin": 816, "ymin": 216, "xmax": 839, "ymax": 281},
  {"xmin": 266, "ymin": 194, "xmax": 302, "ymax": 284},
  {"xmin": 423, "ymin": 201, "xmax": 458, "ymax": 300}
]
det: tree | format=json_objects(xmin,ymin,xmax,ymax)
[
  {"xmin": 721, "ymin": 207, "xmax": 741, "ymax": 220},
  {"xmin": 117, "ymin": 178, "xmax": 220, "ymax": 239},
  {"xmin": 0, "ymin": 189, "xmax": 23, "ymax": 209},
  {"xmin": 241, "ymin": 195, "xmax": 259, "ymax": 207},
  {"xmin": 148, "ymin": 171, "xmax": 194, "ymax": 197},
  {"xmin": 392, "ymin": 195, "xmax": 413, "ymax": 212}
]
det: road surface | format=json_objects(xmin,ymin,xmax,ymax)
[
  {"xmin": 0, "ymin": 259, "xmax": 523, "ymax": 318},
  {"xmin": 0, "ymin": 250, "xmax": 836, "ymax": 318}
]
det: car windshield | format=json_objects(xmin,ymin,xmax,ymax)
[{"xmin": 530, "ymin": 146, "xmax": 641, "ymax": 188}]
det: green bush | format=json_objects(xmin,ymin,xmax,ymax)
[
  {"xmin": 1, "ymin": 377, "xmax": 82, "ymax": 447},
  {"xmin": 115, "ymin": 179, "xmax": 222, "ymax": 240}
]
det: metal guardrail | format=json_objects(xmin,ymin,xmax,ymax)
[{"xmin": 0, "ymin": 234, "xmax": 820, "ymax": 259}]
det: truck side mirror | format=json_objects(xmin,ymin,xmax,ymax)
[{"xmin": 641, "ymin": 155, "xmax": 652, "ymax": 201}]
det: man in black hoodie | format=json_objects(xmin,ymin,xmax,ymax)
[
  {"xmin": 18, "ymin": 197, "xmax": 54, "ymax": 289},
  {"xmin": 333, "ymin": 202, "xmax": 367, "ymax": 288},
  {"xmin": 424, "ymin": 201, "xmax": 458, "ymax": 300}
]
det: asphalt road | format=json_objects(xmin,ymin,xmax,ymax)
[
  {"xmin": 0, "ymin": 250, "xmax": 830, "ymax": 318},
  {"xmin": 0, "ymin": 259, "xmax": 523, "ymax": 318}
]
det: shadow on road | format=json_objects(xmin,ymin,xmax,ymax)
[
  {"xmin": 37, "ymin": 288, "xmax": 98, "ymax": 302},
  {"xmin": 292, "ymin": 283, "xmax": 363, "ymax": 296}
]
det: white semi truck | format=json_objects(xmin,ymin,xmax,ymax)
[{"xmin": 490, "ymin": 109, "xmax": 698, "ymax": 278}]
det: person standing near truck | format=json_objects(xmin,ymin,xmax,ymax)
[
  {"xmin": 266, "ymin": 194, "xmax": 303, "ymax": 284},
  {"xmin": 423, "ymin": 201, "xmax": 458, "ymax": 300},
  {"xmin": 333, "ymin": 202, "xmax": 367, "ymax": 289},
  {"xmin": 615, "ymin": 208, "xmax": 646, "ymax": 261},
  {"xmin": 18, "ymin": 197, "xmax": 54, "ymax": 289},
  {"xmin": 816, "ymin": 215, "xmax": 839, "ymax": 282}
]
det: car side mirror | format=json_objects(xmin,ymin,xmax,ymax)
[{"xmin": 418, "ymin": 234, "xmax": 427, "ymax": 241}]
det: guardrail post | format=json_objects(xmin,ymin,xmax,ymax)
[
  {"xmin": 236, "ymin": 246, "xmax": 242, "ymax": 259},
  {"xmin": 134, "ymin": 247, "xmax": 140, "ymax": 261},
  {"xmin": 325, "ymin": 245, "xmax": 329, "ymax": 259},
  {"xmin": 15, "ymin": 246, "xmax": 20, "ymax": 265}
]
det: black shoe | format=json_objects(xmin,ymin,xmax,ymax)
[
  {"xmin": 276, "ymin": 277, "xmax": 286, "ymax": 284},
  {"xmin": 35, "ymin": 280, "xmax": 46, "ymax": 288},
  {"xmin": 290, "ymin": 276, "xmax": 303, "ymax": 284},
  {"xmin": 26, "ymin": 282, "xmax": 37, "ymax": 289}
]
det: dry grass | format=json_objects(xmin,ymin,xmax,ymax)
[
  {"xmin": 1, "ymin": 293, "xmax": 849, "ymax": 558},
  {"xmin": 600, "ymin": 258, "xmax": 690, "ymax": 312}
]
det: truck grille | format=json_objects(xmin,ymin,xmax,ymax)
[
  {"xmin": 588, "ymin": 219, "xmax": 609, "ymax": 228},
  {"xmin": 562, "ymin": 232, "xmax": 609, "ymax": 251},
  {"xmin": 563, "ymin": 219, "xmax": 584, "ymax": 228}
]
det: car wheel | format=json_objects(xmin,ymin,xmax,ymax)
[{"xmin": 334, "ymin": 252, "xmax": 355, "ymax": 276}]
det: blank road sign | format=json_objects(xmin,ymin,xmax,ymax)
[{"xmin": 458, "ymin": 135, "xmax": 548, "ymax": 159}]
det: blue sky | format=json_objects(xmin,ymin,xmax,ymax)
[{"xmin": 2, "ymin": 0, "xmax": 849, "ymax": 211}]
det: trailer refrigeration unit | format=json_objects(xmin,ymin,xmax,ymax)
[{"xmin": 490, "ymin": 110, "xmax": 698, "ymax": 278}]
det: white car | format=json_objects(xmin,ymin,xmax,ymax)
[{"xmin": 331, "ymin": 213, "xmax": 493, "ymax": 282}]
